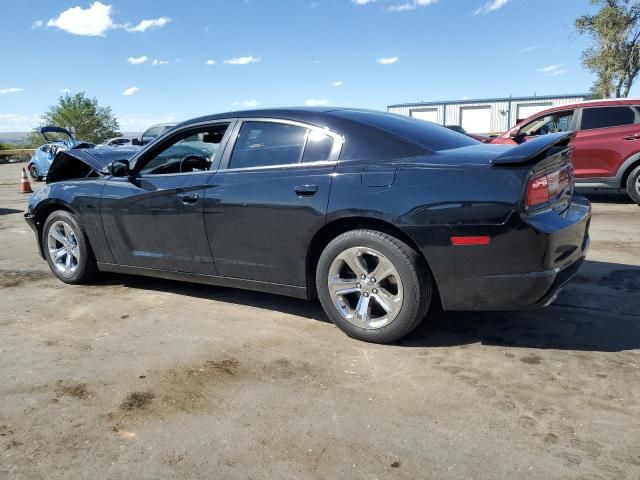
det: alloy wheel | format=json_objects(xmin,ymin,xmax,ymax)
[
  {"xmin": 47, "ymin": 220, "xmax": 80, "ymax": 276},
  {"xmin": 327, "ymin": 246, "xmax": 403, "ymax": 329}
]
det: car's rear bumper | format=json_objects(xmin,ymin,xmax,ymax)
[{"xmin": 436, "ymin": 194, "xmax": 591, "ymax": 311}]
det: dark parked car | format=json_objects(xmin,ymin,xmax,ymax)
[
  {"xmin": 133, "ymin": 122, "xmax": 176, "ymax": 146},
  {"xmin": 25, "ymin": 108, "xmax": 590, "ymax": 343},
  {"xmin": 491, "ymin": 98, "xmax": 640, "ymax": 204}
]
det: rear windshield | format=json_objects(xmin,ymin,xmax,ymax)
[{"xmin": 332, "ymin": 110, "xmax": 479, "ymax": 151}]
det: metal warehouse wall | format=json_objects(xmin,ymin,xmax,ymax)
[{"xmin": 388, "ymin": 95, "xmax": 587, "ymax": 133}]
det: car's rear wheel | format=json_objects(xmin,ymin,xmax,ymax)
[
  {"xmin": 29, "ymin": 164, "xmax": 41, "ymax": 182},
  {"xmin": 316, "ymin": 229, "xmax": 431, "ymax": 343},
  {"xmin": 626, "ymin": 165, "xmax": 640, "ymax": 205},
  {"xmin": 42, "ymin": 210, "xmax": 97, "ymax": 284}
]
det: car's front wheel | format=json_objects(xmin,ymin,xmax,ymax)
[
  {"xmin": 42, "ymin": 210, "xmax": 97, "ymax": 284},
  {"xmin": 626, "ymin": 164, "xmax": 640, "ymax": 205},
  {"xmin": 316, "ymin": 229, "xmax": 431, "ymax": 343},
  {"xmin": 28, "ymin": 164, "xmax": 42, "ymax": 182}
]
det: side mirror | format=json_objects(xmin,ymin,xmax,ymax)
[
  {"xmin": 131, "ymin": 138, "xmax": 142, "ymax": 146},
  {"xmin": 108, "ymin": 159, "xmax": 131, "ymax": 177},
  {"xmin": 509, "ymin": 127, "xmax": 523, "ymax": 138}
]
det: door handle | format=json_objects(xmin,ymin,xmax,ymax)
[
  {"xmin": 623, "ymin": 134, "xmax": 640, "ymax": 140},
  {"xmin": 294, "ymin": 184, "xmax": 318, "ymax": 197},
  {"xmin": 178, "ymin": 192, "xmax": 199, "ymax": 204}
]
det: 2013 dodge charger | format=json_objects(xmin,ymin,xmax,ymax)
[{"xmin": 25, "ymin": 108, "xmax": 591, "ymax": 343}]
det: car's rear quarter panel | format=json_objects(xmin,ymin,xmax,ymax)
[{"xmin": 328, "ymin": 155, "xmax": 589, "ymax": 311}]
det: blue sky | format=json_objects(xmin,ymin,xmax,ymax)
[{"xmin": 0, "ymin": 0, "xmax": 614, "ymax": 132}]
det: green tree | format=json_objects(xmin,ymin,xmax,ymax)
[
  {"xmin": 30, "ymin": 92, "xmax": 121, "ymax": 144},
  {"xmin": 576, "ymin": 0, "xmax": 640, "ymax": 98}
]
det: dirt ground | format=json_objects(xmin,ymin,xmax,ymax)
[{"xmin": 1, "ymin": 161, "xmax": 639, "ymax": 479}]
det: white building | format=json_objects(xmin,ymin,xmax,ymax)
[{"xmin": 387, "ymin": 94, "xmax": 587, "ymax": 134}]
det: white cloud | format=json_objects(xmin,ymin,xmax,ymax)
[
  {"xmin": 117, "ymin": 113, "xmax": 178, "ymax": 131},
  {"xmin": 519, "ymin": 46, "xmax": 536, "ymax": 54},
  {"xmin": 0, "ymin": 87, "xmax": 23, "ymax": 95},
  {"xmin": 538, "ymin": 64, "xmax": 567, "ymax": 76},
  {"xmin": 0, "ymin": 114, "xmax": 42, "ymax": 131},
  {"xmin": 206, "ymin": 59, "xmax": 217, "ymax": 65},
  {"xmin": 152, "ymin": 59, "xmax": 169, "ymax": 66},
  {"xmin": 127, "ymin": 55, "xmax": 148, "ymax": 65},
  {"xmin": 388, "ymin": 0, "xmax": 437, "ymax": 12},
  {"xmin": 352, "ymin": 0, "xmax": 374, "ymax": 4},
  {"xmin": 122, "ymin": 17, "xmax": 170, "ymax": 33},
  {"xmin": 46, "ymin": 2, "xmax": 114, "ymax": 36},
  {"xmin": 377, "ymin": 56, "xmax": 398, "ymax": 65},
  {"xmin": 43, "ymin": 3, "xmax": 170, "ymax": 36},
  {"xmin": 224, "ymin": 56, "xmax": 261, "ymax": 65},
  {"xmin": 474, "ymin": 0, "xmax": 510, "ymax": 15},
  {"xmin": 305, "ymin": 98, "xmax": 330, "ymax": 106},
  {"xmin": 332, "ymin": 81, "xmax": 344, "ymax": 87},
  {"xmin": 60, "ymin": 88, "xmax": 71, "ymax": 94},
  {"xmin": 233, "ymin": 100, "xmax": 260, "ymax": 108},
  {"xmin": 122, "ymin": 87, "xmax": 139, "ymax": 96}
]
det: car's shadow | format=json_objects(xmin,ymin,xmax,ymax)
[
  {"xmin": 581, "ymin": 190, "xmax": 635, "ymax": 204},
  {"xmin": 103, "ymin": 259, "xmax": 640, "ymax": 353},
  {"xmin": 0, "ymin": 208, "xmax": 23, "ymax": 216}
]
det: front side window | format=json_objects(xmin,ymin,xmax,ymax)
[
  {"xmin": 139, "ymin": 123, "xmax": 229, "ymax": 175},
  {"xmin": 580, "ymin": 106, "xmax": 637, "ymax": 130},
  {"xmin": 229, "ymin": 121, "xmax": 308, "ymax": 169},
  {"xmin": 521, "ymin": 110, "xmax": 574, "ymax": 136}
]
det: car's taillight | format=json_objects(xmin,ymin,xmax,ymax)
[
  {"xmin": 526, "ymin": 174, "xmax": 549, "ymax": 207},
  {"xmin": 526, "ymin": 165, "xmax": 573, "ymax": 209}
]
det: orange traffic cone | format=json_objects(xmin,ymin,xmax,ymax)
[{"xmin": 20, "ymin": 168, "xmax": 33, "ymax": 194}]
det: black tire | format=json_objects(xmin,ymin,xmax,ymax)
[
  {"xmin": 626, "ymin": 165, "xmax": 640, "ymax": 205},
  {"xmin": 42, "ymin": 210, "xmax": 98, "ymax": 284},
  {"xmin": 28, "ymin": 165, "xmax": 42, "ymax": 182},
  {"xmin": 316, "ymin": 229, "xmax": 431, "ymax": 344}
]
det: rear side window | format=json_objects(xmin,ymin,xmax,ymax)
[
  {"xmin": 229, "ymin": 121, "xmax": 307, "ymax": 169},
  {"xmin": 302, "ymin": 131, "xmax": 333, "ymax": 163},
  {"xmin": 581, "ymin": 106, "xmax": 636, "ymax": 130}
]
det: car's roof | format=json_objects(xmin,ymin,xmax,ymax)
[
  {"xmin": 174, "ymin": 107, "xmax": 478, "ymax": 158},
  {"xmin": 179, "ymin": 107, "xmax": 358, "ymax": 127},
  {"xmin": 532, "ymin": 98, "xmax": 640, "ymax": 116}
]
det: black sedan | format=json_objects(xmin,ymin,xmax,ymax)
[{"xmin": 25, "ymin": 108, "xmax": 591, "ymax": 343}]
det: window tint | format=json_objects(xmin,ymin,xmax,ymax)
[
  {"xmin": 331, "ymin": 110, "xmax": 477, "ymax": 152},
  {"xmin": 302, "ymin": 130, "xmax": 333, "ymax": 162},
  {"xmin": 581, "ymin": 106, "xmax": 636, "ymax": 130},
  {"xmin": 229, "ymin": 122, "xmax": 308, "ymax": 169},
  {"xmin": 521, "ymin": 110, "xmax": 574, "ymax": 136},
  {"xmin": 139, "ymin": 124, "xmax": 229, "ymax": 175}
]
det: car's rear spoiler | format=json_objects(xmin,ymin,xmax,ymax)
[{"xmin": 491, "ymin": 132, "xmax": 574, "ymax": 166}]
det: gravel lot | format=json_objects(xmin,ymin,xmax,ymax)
[{"xmin": 1, "ymin": 161, "xmax": 639, "ymax": 479}]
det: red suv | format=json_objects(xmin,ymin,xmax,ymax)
[{"xmin": 492, "ymin": 99, "xmax": 640, "ymax": 204}]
